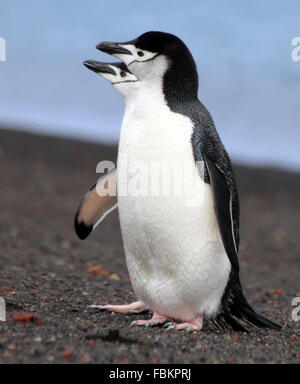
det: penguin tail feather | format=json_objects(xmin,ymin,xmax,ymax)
[
  {"xmin": 235, "ymin": 304, "xmax": 282, "ymax": 331},
  {"xmin": 214, "ymin": 270, "xmax": 281, "ymax": 332}
]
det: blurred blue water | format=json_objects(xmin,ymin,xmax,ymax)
[{"xmin": 0, "ymin": 0, "xmax": 299, "ymax": 170}]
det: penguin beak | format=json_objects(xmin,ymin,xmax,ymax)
[
  {"xmin": 83, "ymin": 60, "xmax": 117, "ymax": 75},
  {"xmin": 96, "ymin": 42, "xmax": 131, "ymax": 56}
]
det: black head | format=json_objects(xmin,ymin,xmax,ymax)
[
  {"xmin": 135, "ymin": 31, "xmax": 192, "ymax": 57},
  {"xmin": 97, "ymin": 31, "xmax": 199, "ymax": 102}
]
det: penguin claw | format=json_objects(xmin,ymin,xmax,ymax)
[
  {"xmin": 127, "ymin": 312, "xmax": 204, "ymax": 331},
  {"xmin": 130, "ymin": 312, "xmax": 169, "ymax": 328},
  {"xmin": 87, "ymin": 305, "xmax": 102, "ymax": 310},
  {"xmin": 170, "ymin": 315, "xmax": 204, "ymax": 331}
]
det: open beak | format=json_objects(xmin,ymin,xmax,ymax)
[
  {"xmin": 96, "ymin": 41, "xmax": 131, "ymax": 56},
  {"xmin": 83, "ymin": 60, "xmax": 117, "ymax": 75}
]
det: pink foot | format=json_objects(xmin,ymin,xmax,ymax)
[
  {"xmin": 88, "ymin": 300, "xmax": 147, "ymax": 313},
  {"xmin": 131, "ymin": 312, "xmax": 169, "ymax": 327},
  {"xmin": 169, "ymin": 315, "xmax": 204, "ymax": 332}
]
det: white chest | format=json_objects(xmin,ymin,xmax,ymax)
[{"xmin": 116, "ymin": 89, "xmax": 230, "ymax": 320}]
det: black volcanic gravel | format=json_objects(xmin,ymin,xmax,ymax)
[{"xmin": 0, "ymin": 128, "xmax": 299, "ymax": 364}]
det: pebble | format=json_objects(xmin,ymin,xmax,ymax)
[
  {"xmin": 77, "ymin": 322, "xmax": 88, "ymax": 331},
  {"xmin": 110, "ymin": 274, "xmax": 120, "ymax": 281}
]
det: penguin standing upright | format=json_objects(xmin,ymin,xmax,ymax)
[{"xmin": 82, "ymin": 32, "xmax": 280, "ymax": 331}]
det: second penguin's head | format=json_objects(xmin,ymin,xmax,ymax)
[{"xmin": 83, "ymin": 60, "xmax": 139, "ymax": 101}]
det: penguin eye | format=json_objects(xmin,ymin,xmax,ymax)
[
  {"xmin": 137, "ymin": 51, "xmax": 144, "ymax": 57},
  {"xmin": 120, "ymin": 71, "xmax": 127, "ymax": 77}
]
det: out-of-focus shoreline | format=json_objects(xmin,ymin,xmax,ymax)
[{"xmin": 1, "ymin": 125, "xmax": 300, "ymax": 173}]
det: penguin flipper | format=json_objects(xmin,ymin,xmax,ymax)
[
  {"xmin": 74, "ymin": 169, "xmax": 117, "ymax": 240},
  {"xmin": 204, "ymin": 155, "xmax": 281, "ymax": 331},
  {"xmin": 203, "ymin": 155, "xmax": 239, "ymax": 271}
]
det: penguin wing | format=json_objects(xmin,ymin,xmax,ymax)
[
  {"xmin": 203, "ymin": 154, "xmax": 239, "ymax": 271},
  {"xmin": 74, "ymin": 169, "xmax": 117, "ymax": 240}
]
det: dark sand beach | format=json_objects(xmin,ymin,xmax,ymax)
[{"xmin": 0, "ymin": 128, "xmax": 299, "ymax": 363}]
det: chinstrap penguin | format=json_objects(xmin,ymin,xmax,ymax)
[
  {"xmin": 74, "ymin": 61, "xmax": 139, "ymax": 240},
  {"xmin": 82, "ymin": 32, "xmax": 280, "ymax": 332},
  {"xmin": 75, "ymin": 60, "xmax": 147, "ymax": 315}
]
